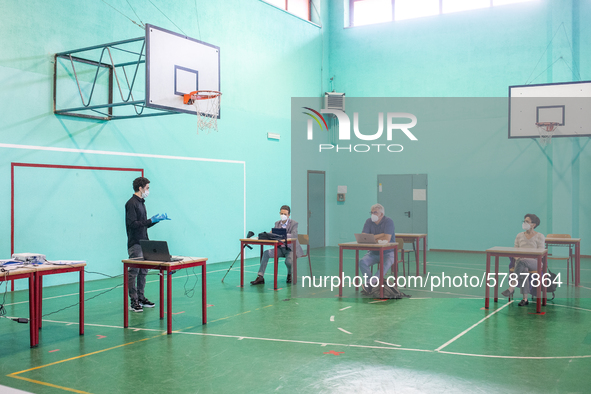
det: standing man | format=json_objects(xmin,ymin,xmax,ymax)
[
  {"xmin": 250, "ymin": 205, "xmax": 303, "ymax": 285},
  {"xmin": 359, "ymin": 203, "xmax": 395, "ymax": 293},
  {"xmin": 125, "ymin": 177, "xmax": 170, "ymax": 312}
]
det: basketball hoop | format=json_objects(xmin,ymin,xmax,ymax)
[
  {"xmin": 535, "ymin": 122, "xmax": 559, "ymax": 147},
  {"xmin": 183, "ymin": 90, "xmax": 222, "ymax": 133}
]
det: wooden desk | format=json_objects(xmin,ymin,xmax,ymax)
[
  {"xmin": 239, "ymin": 238, "xmax": 297, "ymax": 290},
  {"xmin": 0, "ymin": 267, "xmax": 36, "ymax": 347},
  {"xmin": 396, "ymin": 233, "xmax": 427, "ymax": 275},
  {"xmin": 122, "ymin": 257, "xmax": 207, "ymax": 335},
  {"xmin": 485, "ymin": 247, "xmax": 548, "ymax": 314},
  {"xmin": 338, "ymin": 242, "xmax": 398, "ymax": 299},
  {"xmin": 34, "ymin": 263, "xmax": 86, "ymax": 338},
  {"xmin": 1, "ymin": 262, "xmax": 85, "ymax": 347},
  {"xmin": 545, "ymin": 237, "xmax": 581, "ymax": 286}
]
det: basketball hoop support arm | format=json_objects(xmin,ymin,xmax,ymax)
[{"xmin": 53, "ymin": 35, "xmax": 175, "ymax": 120}]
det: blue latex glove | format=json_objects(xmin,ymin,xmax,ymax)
[{"xmin": 151, "ymin": 213, "xmax": 171, "ymax": 223}]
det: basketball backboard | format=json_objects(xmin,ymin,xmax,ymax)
[
  {"xmin": 508, "ymin": 81, "xmax": 591, "ymax": 139},
  {"xmin": 146, "ymin": 24, "xmax": 220, "ymax": 117},
  {"xmin": 54, "ymin": 24, "xmax": 220, "ymax": 120}
]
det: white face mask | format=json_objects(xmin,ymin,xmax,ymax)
[
  {"xmin": 141, "ymin": 189, "xmax": 149, "ymax": 199},
  {"xmin": 522, "ymin": 221, "xmax": 531, "ymax": 231},
  {"xmin": 280, "ymin": 214, "xmax": 288, "ymax": 222},
  {"xmin": 371, "ymin": 214, "xmax": 379, "ymax": 223}
]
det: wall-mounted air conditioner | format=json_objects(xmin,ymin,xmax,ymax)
[{"xmin": 324, "ymin": 92, "xmax": 345, "ymax": 112}]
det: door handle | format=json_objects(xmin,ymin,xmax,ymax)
[{"xmin": 404, "ymin": 211, "xmax": 411, "ymax": 218}]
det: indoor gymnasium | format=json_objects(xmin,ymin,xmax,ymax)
[{"xmin": 1, "ymin": 0, "xmax": 590, "ymax": 393}]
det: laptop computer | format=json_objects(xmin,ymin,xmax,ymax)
[
  {"xmin": 354, "ymin": 233, "xmax": 378, "ymax": 244},
  {"xmin": 138, "ymin": 240, "xmax": 182, "ymax": 262},
  {"xmin": 271, "ymin": 228, "xmax": 287, "ymax": 237}
]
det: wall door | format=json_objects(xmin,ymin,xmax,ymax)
[
  {"xmin": 377, "ymin": 174, "xmax": 427, "ymax": 234},
  {"xmin": 307, "ymin": 171, "xmax": 325, "ymax": 248}
]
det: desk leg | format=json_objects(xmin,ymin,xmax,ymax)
[
  {"xmin": 485, "ymin": 253, "xmax": 491, "ymax": 309},
  {"xmin": 575, "ymin": 243, "xmax": 581, "ymax": 286},
  {"xmin": 79, "ymin": 269, "xmax": 84, "ymax": 335},
  {"xmin": 542, "ymin": 254, "xmax": 547, "ymax": 306},
  {"xmin": 292, "ymin": 242, "xmax": 298, "ymax": 286},
  {"xmin": 160, "ymin": 269, "xmax": 164, "ymax": 319},
  {"xmin": 536, "ymin": 256, "xmax": 542, "ymax": 314},
  {"xmin": 123, "ymin": 264, "xmax": 128, "ymax": 328},
  {"xmin": 494, "ymin": 256, "xmax": 499, "ymax": 303},
  {"xmin": 415, "ymin": 239, "xmax": 420, "ymax": 276},
  {"xmin": 273, "ymin": 243, "xmax": 278, "ymax": 291},
  {"xmin": 423, "ymin": 236, "xmax": 427, "ymax": 276},
  {"xmin": 394, "ymin": 246, "xmax": 398, "ymax": 288},
  {"xmin": 339, "ymin": 247, "xmax": 343, "ymax": 297},
  {"xmin": 29, "ymin": 275, "xmax": 36, "ymax": 347},
  {"xmin": 355, "ymin": 250, "xmax": 359, "ymax": 292},
  {"xmin": 379, "ymin": 248, "xmax": 384, "ymax": 299},
  {"xmin": 37, "ymin": 276, "xmax": 43, "ymax": 330},
  {"xmin": 240, "ymin": 242, "xmax": 245, "ymax": 288},
  {"xmin": 167, "ymin": 266, "xmax": 172, "ymax": 334},
  {"xmin": 202, "ymin": 263, "xmax": 207, "ymax": 325}
]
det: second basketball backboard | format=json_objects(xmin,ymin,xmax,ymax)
[{"xmin": 508, "ymin": 81, "xmax": 591, "ymax": 138}]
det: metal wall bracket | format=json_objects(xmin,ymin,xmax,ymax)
[{"xmin": 53, "ymin": 35, "xmax": 175, "ymax": 121}]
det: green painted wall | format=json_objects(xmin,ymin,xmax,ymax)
[
  {"xmin": 291, "ymin": 0, "xmax": 590, "ymax": 254},
  {"xmin": 1, "ymin": 0, "xmax": 323, "ymax": 289}
]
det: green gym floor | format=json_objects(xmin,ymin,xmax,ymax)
[{"xmin": 2, "ymin": 249, "xmax": 591, "ymax": 394}]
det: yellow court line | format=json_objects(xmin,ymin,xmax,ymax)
[
  {"xmin": 208, "ymin": 304, "xmax": 274, "ymax": 323},
  {"xmin": 7, "ymin": 333, "xmax": 163, "ymax": 393},
  {"xmin": 209, "ymin": 310, "xmax": 251, "ymax": 323},
  {"xmin": 8, "ymin": 375, "xmax": 92, "ymax": 394}
]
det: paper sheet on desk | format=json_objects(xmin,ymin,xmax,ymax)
[
  {"xmin": 45, "ymin": 260, "xmax": 86, "ymax": 265},
  {"xmin": 0, "ymin": 260, "xmax": 27, "ymax": 268}
]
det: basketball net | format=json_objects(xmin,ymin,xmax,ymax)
[
  {"xmin": 183, "ymin": 90, "xmax": 222, "ymax": 133},
  {"xmin": 535, "ymin": 122, "xmax": 558, "ymax": 147}
]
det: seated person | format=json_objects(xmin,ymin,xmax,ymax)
[
  {"xmin": 359, "ymin": 203, "xmax": 395, "ymax": 294},
  {"xmin": 501, "ymin": 213, "xmax": 545, "ymax": 306},
  {"xmin": 251, "ymin": 205, "xmax": 303, "ymax": 285}
]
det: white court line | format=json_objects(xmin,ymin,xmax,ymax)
[
  {"xmin": 330, "ymin": 316, "xmax": 334, "ymax": 321},
  {"xmin": 42, "ymin": 319, "xmax": 162, "ymax": 332},
  {"xmin": 576, "ymin": 285, "xmax": 591, "ymax": 291},
  {"xmin": 4, "ymin": 263, "xmax": 261, "ymax": 307},
  {"xmin": 426, "ymin": 263, "xmax": 483, "ymax": 272},
  {"xmin": 39, "ymin": 319, "xmax": 429, "ymax": 352},
  {"xmin": 550, "ymin": 303, "xmax": 591, "ymax": 313},
  {"xmin": 338, "ymin": 327, "xmax": 352, "ymax": 335},
  {"xmin": 38, "ymin": 318, "xmax": 591, "ymax": 358},
  {"xmin": 406, "ymin": 288, "xmax": 481, "ymax": 298},
  {"xmin": 374, "ymin": 340, "xmax": 401, "ymax": 347},
  {"xmin": 339, "ymin": 306, "xmax": 352, "ymax": 311},
  {"xmin": 437, "ymin": 350, "xmax": 591, "ymax": 360},
  {"xmin": 435, "ymin": 301, "xmax": 513, "ymax": 352}
]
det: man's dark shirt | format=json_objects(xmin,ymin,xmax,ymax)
[{"xmin": 125, "ymin": 194, "xmax": 155, "ymax": 248}]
